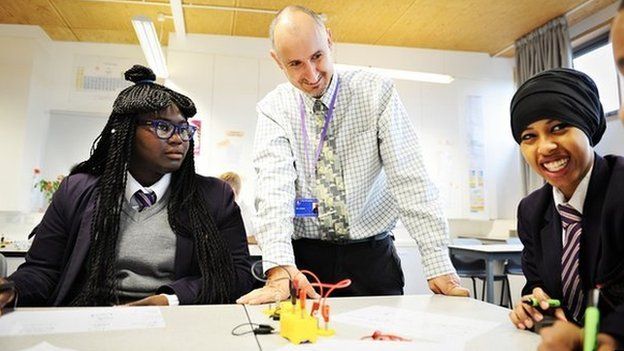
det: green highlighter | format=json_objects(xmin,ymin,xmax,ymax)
[
  {"xmin": 583, "ymin": 289, "xmax": 600, "ymax": 351},
  {"xmin": 523, "ymin": 297, "xmax": 561, "ymax": 308}
]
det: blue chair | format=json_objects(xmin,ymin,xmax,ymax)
[{"xmin": 450, "ymin": 238, "xmax": 512, "ymax": 307}]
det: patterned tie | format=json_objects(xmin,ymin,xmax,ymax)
[
  {"xmin": 313, "ymin": 99, "xmax": 350, "ymax": 241},
  {"xmin": 557, "ymin": 203, "xmax": 585, "ymax": 322},
  {"xmin": 133, "ymin": 190, "xmax": 157, "ymax": 212}
]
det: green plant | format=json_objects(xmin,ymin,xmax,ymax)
[{"xmin": 35, "ymin": 175, "xmax": 64, "ymax": 203}]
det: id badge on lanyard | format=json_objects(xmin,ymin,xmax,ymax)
[{"xmin": 293, "ymin": 79, "xmax": 340, "ymax": 219}]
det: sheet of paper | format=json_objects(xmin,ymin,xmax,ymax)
[
  {"xmin": 17, "ymin": 342, "xmax": 78, "ymax": 351},
  {"xmin": 0, "ymin": 307, "xmax": 165, "ymax": 337},
  {"xmin": 275, "ymin": 339, "xmax": 457, "ymax": 351},
  {"xmin": 332, "ymin": 305, "xmax": 499, "ymax": 343}
]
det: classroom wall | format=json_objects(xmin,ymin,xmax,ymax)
[{"xmin": 0, "ymin": 24, "xmax": 520, "ymax": 223}]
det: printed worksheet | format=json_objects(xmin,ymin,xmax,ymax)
[
  {"xmin": 0, "ymin": 307, "xmax": 165, "ymax": 337},
  {"xmin": 332, "ymin": 305, "xmax": 500, "ymax": 343}
]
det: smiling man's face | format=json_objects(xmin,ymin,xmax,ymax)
[{"xmin": 271, "ymin": 11, "xmax": 334, "ymax": 98}]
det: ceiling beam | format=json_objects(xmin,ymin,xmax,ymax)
[
  {"xmin": 169, "ymin": 0, "xmax": 185, "ymax": 40},
  {"xmin": 81, "ymin": 0, "xmax": 278, "ymax": 15}
]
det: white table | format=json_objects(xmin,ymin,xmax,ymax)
[
  {"xmin": 0, "ymin": 305, "xmax": 259, "ymax": 351},
  {"xmin": 248, "ymin": 294, "xmax": 539, "ymax": 350},
  {"xmin": 448, "ymin": 244, "xmax": 523, "ymax": 304},
  {"xmin": 0, "ymin": 295, "xmax": 538, "ymax": 351}
]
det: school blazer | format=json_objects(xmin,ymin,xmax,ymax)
[
  {"xmin": 518, "ymin": 154, "xmax": 624, "ymax": 342},
  {"xmin": 9, "ymin": 173, "xmax": 254, "ymax": 306}
]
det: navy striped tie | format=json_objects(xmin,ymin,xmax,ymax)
[
  {"xmin": 557, "ymin": 203, "xmax": 584, "ymax": 322},
  {"xmin": 133, "ymin": 190, "xmax": 157, "ymax": 212}
]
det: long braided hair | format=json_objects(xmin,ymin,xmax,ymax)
[{"xmin": 70, "ymin": 65, "xmax": 235, "ymax": 305}]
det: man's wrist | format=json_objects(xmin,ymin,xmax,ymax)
[{"xmin": 267, "ymin": 265, "xmax": 296, "ymax": 279}]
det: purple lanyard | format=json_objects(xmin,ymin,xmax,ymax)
[{"xmin": 299, "ymin": 79, "xmax": 340, "ymax": 175}]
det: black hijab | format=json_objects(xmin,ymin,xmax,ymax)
[{"xmin": 510, "ymin": 68, "xmax": 605, "ymax": 146}]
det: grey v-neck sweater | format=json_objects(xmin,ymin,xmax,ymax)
[{"xmin": 115, "ymin": 192, "xmax": 177, "ymax": 299}]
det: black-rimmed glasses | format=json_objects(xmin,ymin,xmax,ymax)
[{"xmin": 138, "ymin": 119, "xmax": 197, "ymax": 141}]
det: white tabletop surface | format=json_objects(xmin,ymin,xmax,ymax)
[
  {"xmin": 0, "ymin": 295, "xmax": 540, "ymax": 351},
  {"xmin": 0, "ymin": 304, "xmax": 258, "ymax": 351},
  {"xmin": 247, "ymin": 294, "xmax": 539, "ymax": 350},
  {"xmin": 448, "ymin": 244, "xmax": 524, "ymax": 253}
]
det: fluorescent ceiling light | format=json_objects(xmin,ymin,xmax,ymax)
[
  {"xmin": 170, "ymin": 0, "xmax": 186, "ymax": 40},
  {"xmin": 335, "ymin": 63, "xmax": 453, "ymax": 84},
  {"xmin": 131, "ymin": 15, "xmax": 169, "ymax": 78}
]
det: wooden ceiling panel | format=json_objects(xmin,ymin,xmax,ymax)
[
  {"xmin": 72, "ymin": 28, "xmax": 138, "ymax": 43},
  {"xmin": 184, "ymin": 8, "xmax": 235, "ymax": 36},
  {"xmin": 307, "ymin": 0, "xmax": 416, "ymax": 45},
  {"xmin": 51, "ymin": 0, "xmax": 175, "ymax": 44},
  {"xmin": 0, "ymin": 0, "xmax": 66, "ymax": 26},
  {"xmin": 232, "ymin": 11, "xmax": 274, "ymax": 37},
  {"xmin": 0, "ymin": 0, "xmax": 618, "ymax": 55},
  {"xmin": 40, "ymin": 25, "xmax": 78, "ymax": 41},
  {"xmin": 376, "ymin": 0, "xmax": 585, "ymax": 53}
]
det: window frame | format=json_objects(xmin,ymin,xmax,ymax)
[{"xmin": 573, "ymin": 31, "xmax": 622, "ymax": 118}]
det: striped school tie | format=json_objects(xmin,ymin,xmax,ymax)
[
  {"xmin": 133, "ymin": 190, "xmax": 157, "ymax": 212},
  {"xmin": 557, "ymin": 203, "xmax": 585, "ymax": 322}
]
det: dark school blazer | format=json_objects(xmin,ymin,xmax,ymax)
[
  {"xmin": 9, "ymin": 173, "xmax": 254, "ymax": 305},
  {"xmin": 518, "ymin": 154, "xmax": 624, "ymax": 343}
]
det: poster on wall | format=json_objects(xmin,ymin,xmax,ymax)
[
  {"xmin": 71, "ymin": 55, "xmax": 136, "ymax": 102},
  {"xmin": 466, "ymin": 95, "xmax": 486, "ymax": 214}
]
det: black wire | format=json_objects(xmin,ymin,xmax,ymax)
[{"xmin": 231, "ymin": 322, "xmax": 259, "ymax": 336}]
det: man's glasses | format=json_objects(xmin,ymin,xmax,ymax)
[{"xmin": 138, "ymin": 119, "xmax": 197, "ymax": 141}]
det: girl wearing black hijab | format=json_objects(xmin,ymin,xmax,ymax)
[
  {"xmin": 508, "ymin": 68, "xmax": 623, "ymax": 349},
  {"xmin": 0, "ymin": 65, "xmax": 253, "ymax": 310}
]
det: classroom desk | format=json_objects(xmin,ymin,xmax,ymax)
[
  {"xmin": 1, "ymin": 305, "xmax": 259, "ymax": 351},
  {"xmin": 247, "ymin": 294, "xmax": 539, "ymax": 350},
  {"xmin": 0, "ymin": 242, "xmax": 29, "ymax": 258},
  {"xmin": 1, "ymin": 295, "xmax": 538, "ymax": 351},
  {"xmin": 448, "ymin": 244, "xmax": 523, "ymax": 304}
]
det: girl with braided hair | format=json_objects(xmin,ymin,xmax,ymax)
[{"xmin": 0, "ymin": 65, "xmax": 254, "ymax": 310}]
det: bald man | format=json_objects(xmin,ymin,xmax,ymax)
[{"xmin": 237, "ymin": 5, "xmax": 468, "ymax": 305}]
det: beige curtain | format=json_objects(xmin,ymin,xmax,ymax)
[{"xmin": 514, "ymin": 16, "xmax": 572, "ymax": 195}]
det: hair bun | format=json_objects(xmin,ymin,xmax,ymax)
[{"xmin": 124, "ymin": 65, "xmax": 156, "ymax": 84}]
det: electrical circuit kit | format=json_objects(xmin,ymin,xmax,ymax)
[{"xmin": 263, "ymin": 269, "xmax": 351, "ymax": 344}]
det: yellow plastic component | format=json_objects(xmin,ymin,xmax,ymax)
[
  {"xmin": 317, "ymin": 327, "xmax": 335, "ymax": 336},
  {"xmin": 279, "ymin": 301, "xmax": 318, "ymax": 344},
  {"xmin": 274, "ymin": 301, "xmax": 335, "ymax": 344}
]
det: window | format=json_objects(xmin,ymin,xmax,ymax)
[{"xmin": 573, "ymin": 33, "xmax": 621, "ymax": 116}]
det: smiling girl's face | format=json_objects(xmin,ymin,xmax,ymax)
[{"xmin": 520, "ymin": 119, "xmax": 594, "ymax": 200}]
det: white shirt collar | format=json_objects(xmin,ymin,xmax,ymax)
[
  {"xmin": 125, "ymin": 172, "xmax": 171, "ymax": 206},
  {"xmin": 301, "ymin": 72, "xmax": 339, "ymax": 109},
  {"xmin": 552, "ymin": 164, "xmax": 593, "ymax": 215}
]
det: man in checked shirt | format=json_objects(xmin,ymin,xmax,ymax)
[{"xmin": 237, "ymin": 5, "xmax": 469, "ymax": 304}]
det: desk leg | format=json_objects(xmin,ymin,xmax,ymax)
[{"xmin": 485, "ymin": 258, "xmax": 494, "ymax": 304}]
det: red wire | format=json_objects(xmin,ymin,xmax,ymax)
[
  {"xmin": 361, "ymin": 330, "xmax": 412, "ymax": 341},
  {"xmin": 298, "ymin": 269, "xmax": 324, "ymax": 298},
  {"xmin": 294, "ymin": 270, "xmax": 353, "ymax": 323}
]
